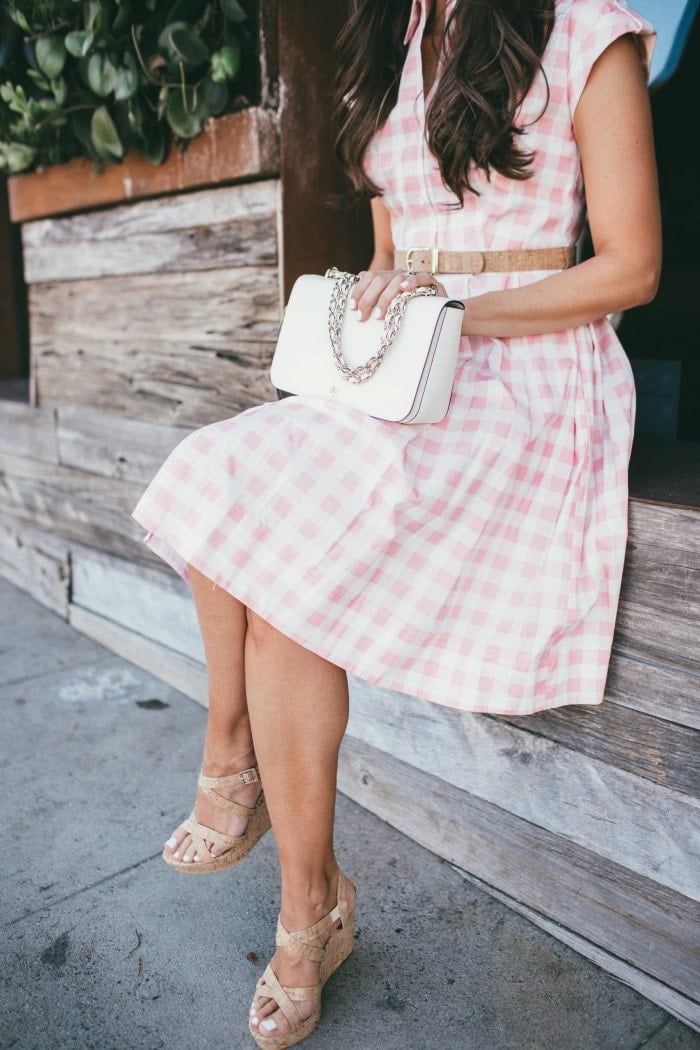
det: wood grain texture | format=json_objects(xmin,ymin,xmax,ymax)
[
  {"xmin": 338, "ymin": 735, "xmax": 700, "ymax": 1002},
  {"xmin": 457, "ymin": 868, "xmax": 700, "ymax": 1031},
  {"xmin": 346, "ymin": 675, "xmax": 700, "ymax": 900},
  {"xmin": 30, "ymin": 268, "xmax": 279, "ymax": 425},
  {"xmin": 69, "ymin": 604, "xmax": 207, "ymax": 706},
  {"xmin": 0, "ymin": 400, "xmax": 58, "ymax": 461},
  {"xmin": 0, "ymin": 450, "xmax": 158, "ymax": 566},
  {"xmin": 496, "ymin": 699, "xmax": 699, "ymax": 796},
  {"xmin": 605, "ymin": 649, "xmax": 700, "ymax": 730},
  {"xmin": 7, "ymin": 108, "xmax": 280, "ymax": 222},
  {"xmin": 0, "ymin": 514, "xmax": 70, "ymax": 617},
  {"xmin": 614, "ymin": 600, "xmax": 699, "ymax": 671},
  {"xmin": 21, "ymin": 181, "xmax": 279, "ymax": 283},
  {"xmin": 56, "ymin": 407, "xmax": 193, "ymax": 486},
  {"xmin": 71, "ymin": 547, "xmax": 203, "ymax": 663}
]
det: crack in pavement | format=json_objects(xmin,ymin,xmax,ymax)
[{"xmin": 7, "ymin": 851, "xmax": 163, "ymax": 927}]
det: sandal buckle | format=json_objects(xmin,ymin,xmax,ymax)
[{"xmin": 238, "ymin": 766, "xmax": 260, "ymax": 785}]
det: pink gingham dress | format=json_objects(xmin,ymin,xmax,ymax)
[{"xmin": 132, "ymin": 0, "xmax": 655, "ymax": 716}]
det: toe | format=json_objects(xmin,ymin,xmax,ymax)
[
  {"xmin": 174, "ymin": 833, "xmax": 193, "ymax": 860},
  {"xmin": 181, "ymin": 839, "xmax": 199, "ymax": 863}
]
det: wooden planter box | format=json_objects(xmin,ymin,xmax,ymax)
[{"xmin": 6, "ymin": 108, "xmax": 279, "ymax": 223}]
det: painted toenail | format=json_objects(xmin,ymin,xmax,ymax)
[
  {"xmin": 166, "ymin": 837, "xmax": 177, "ymax": 848},
  {"xmin": 260, "ymin": 1019, "xmax": 276, "ymax": 1032}
]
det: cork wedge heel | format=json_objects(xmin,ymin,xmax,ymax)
[
  {"xmin": 249, "ymin": 872, "xmax": 356, "ymax": 1049},
  {"xmin": 163, "ymin": 765, "xmax": 271, "ymax": 874}
]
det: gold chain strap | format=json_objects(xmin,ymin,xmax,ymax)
[{"xmin": 325, "ymin": 267, "xmax": 437, "ymax": 385}]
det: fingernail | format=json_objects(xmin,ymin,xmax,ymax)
[
  {"xmin": 400, "ymin": 279, "xmax": 410, "ymax": 288},
  {"xmin": 261, "ymin": 1019, "xmax": 277, "ymax": 1032},
  {"xmin": 374, "ymin": 307, "xmax": 381, "ymax": 319},
  {"xmin": 350, "ymin": 299, "xmax": 357, "ymax": 309},
  {"xmin": 353, "ymin": 308, "xmax": 362, "ymax": 318}
]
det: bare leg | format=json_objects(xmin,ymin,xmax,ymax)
[
  {"xmin": 244, "ymin": 611, "xmax": 355, "ymax": 1039},
  {"xmin": 164, "ymin": 565, "xmax": 261, "ymax": 863}
]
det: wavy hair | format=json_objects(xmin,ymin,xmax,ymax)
[{"xmin": 335, "ymin": 0, "xmax": 555, "ymax": 203}]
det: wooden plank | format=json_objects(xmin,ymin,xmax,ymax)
[
  {"xmin": 456, "ymin": 868, "xmax": 700, "ymax": 1031},
  {"xmin": 0, "ymin": 449, "xmax": 157, "ymax": 566},
  {"xmin": 29, "ymin": 267, "xmax": 280, "ymax": 348},
  {"xmin": 30, "ymin": 269, "xmax": 279, "ymax": 425},
  {"xmin": 69, "ymin": 604, "xmax": 207, "ymax": 706},
  {"xmin": 21, "ymin": 181, "xmax": 279, "ymax": 284},
  {"xmin": 628, "ymin": 499, "xmax": 700, "ymax": 554},
  {"xmin": 56, "ymin": 408, "xmax": 192, "ymax": 486},
  {"xmin": 605, "ymin": 649, "xmax": 700, "ymax": 730},
  {"xmin": 338, "ymin": 735, "xmax": 700, "ymax": 1002},
  {"xmin": 35, "ymin": 336, "xmax": 275, "ymax": 428},
  {"xmin": 614, "ymin": 600, "xmax": 699, "ymax": 672},
  {"xmin": 71, "ymin": 547, "xmax": 203, "ymax": 663},
  {"xmin": 7, "ymin": 108, "xmax": 280, "ymax": 223},
  {"xmin": 0, "ymin": 514, "xmax": 70, "ymax": 617},
  {"xmin": 620, "ymin": 537, "xmax": 698, "ymax": 617},
  {"xmin": 495, "ymin": 700, "xmax": 699, "ymax": 796},
  {"xmin": 0, "ymin": 401, "xmax": 58, "ymax": 461},
  {"xmin": 346, "ymin": 675, "xmax": 700, "ymax": 900}
]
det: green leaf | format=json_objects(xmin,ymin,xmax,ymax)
[
  {"xmin": 0, "ymin": 142, "xmax": 37, "ymax": 173},
  {"xmin": 87, "ymin": 53, "xmax": 117, "ymax": 96},
  {"xmin": 65, "ymin": 30, "xmax": 94, "ymax": 58},
  {"xmin": 159, "ymin": 22, "xmax": 209, "ymax": 67},
  {"xmin": 7, "ymin": 9, "xmax": 31, "ymax": 33},
  {"xmin": 165, "ymin": 85, "xmax": 206, "ymax": 138},
  {"xmin": 26, "ymin": 69, "xmax": 51, "ymax": 89},
  {"xmin": 167, "ymin": 0, "xmax": 205, "ymax": 22},
  {"xmin": 219, "ymin": 0, "xmax": 246, "ymax": 22},
  {"xmin": 51, "ymin": 76, "xmax": 68, "ymax": 106},
  {"xmin": 90, "ymin": 104, "xmax": 124, "ymax": 160},
  {"xmin": 210, "ymin": 41, "xmax": 240, "ymax": 83},
  {"xmin": 141, "ymin": 121, "xmax": 168, "ymax": 165},
  {"xmin": 202, "ymin": 75, "xmax": 227, "ymax": 114},
  {"xmin": 114, "ymin": 65, "xmax": 138, "ymax": 100},
  {"xmin": 83, "ymin": 1, "xmax": 105, "ymax": 35},
  {"xmin": 36, "ymin": 35, "xmax": 67, "ymax": 79}
]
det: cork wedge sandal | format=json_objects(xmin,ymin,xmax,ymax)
[
  {"xmin": 249, "ymin": 872, "xmax": 355, "ymax": 1049},
  {"xmin": 163, "ymin": 765, "xmax": 271, "ymax": 874}
]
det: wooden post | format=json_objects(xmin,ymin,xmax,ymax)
[
  {"xmin": 0, "ymin": 177, "xmax": 28, "ymax": 382},
  {"xmin": 277, "ymin": 0, "xmax": 373, "ymax": 301}
]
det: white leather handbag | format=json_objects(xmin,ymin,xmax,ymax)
[{"xmin": 270, "ymin": 268, "xmax": 465, "ymax": 424}]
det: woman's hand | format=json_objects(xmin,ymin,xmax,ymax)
[{"xmin": 350, "ymin": 268, "xmax": 448, "ymax": 321}]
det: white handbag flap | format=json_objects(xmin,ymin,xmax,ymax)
[{"xmin": 271, "ymin": 274, "xmax": 465, "ymax": 423}]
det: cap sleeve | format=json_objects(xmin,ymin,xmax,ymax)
[{"xmin": 564, "ymin": 0, "xmax": 656, "ymax": 117}]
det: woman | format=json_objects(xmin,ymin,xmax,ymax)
[{"xmin": 132, "ymin": 0, "xmax": 660, "ymax": 1046}]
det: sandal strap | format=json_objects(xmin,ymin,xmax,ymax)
[
  {"xmin": 198, "ymin": 768, "xmax": 260, "ymax": 816},
  {"xmin": 182, "ymin": 814, "xmax": 240, "ymax": 855},
  {"xmin": 256, "ymin": 964, "xmax": 303, "ymax": 1030},
  {"xmin": 276, "ymin": 918, "xmax": 327, "ymax": 963}
]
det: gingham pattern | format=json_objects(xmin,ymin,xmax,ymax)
[{"xmin": 132, "ymin": 0, "xmax": 655, "ymax": 716}]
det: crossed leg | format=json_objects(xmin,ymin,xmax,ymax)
[{"xmin": 164, "ymin": 565, "xmax": 354, "ymax": 1040}]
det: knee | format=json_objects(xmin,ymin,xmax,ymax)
[{"xmin": 246, "ymin": 608, "xmax": 281, "ymax": 648}]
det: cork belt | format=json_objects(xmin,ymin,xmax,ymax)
[{"xmin": 394, "ymin": 245, "xmax": 576, "ymax": 275}]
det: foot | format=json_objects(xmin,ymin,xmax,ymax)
[
  {"xmin": 249, "ymin": 873, "xmax": 357, "ymax": 1040},
  {"xmin": 163, "ymin": 742, "xmax": 261, "ymax": 864}
]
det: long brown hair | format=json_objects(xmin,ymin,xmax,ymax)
[{"xmin": 335, "ymin": 0, "xmax": 555, "ymax": 203}]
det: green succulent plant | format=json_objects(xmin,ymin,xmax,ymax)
[{"xmin": 0, "ymin": 0, "xmax": 248, "ymax": 174}]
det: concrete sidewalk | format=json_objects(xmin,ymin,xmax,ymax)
[{"xmin": 1, "ymin": 577, "xmax": 696, "ymax": 1050}]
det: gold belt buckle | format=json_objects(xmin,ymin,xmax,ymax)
[{"xmin": 405, "ymin": 246, "xmax": 440, "ymax": 273}]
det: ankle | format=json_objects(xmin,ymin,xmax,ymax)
[
  {"xmin": 280, "ymin": 863, "xmax": 341, "ymax": 931},
  {"xmin": 201, "ymin": 732, "xmax": 256, "ymax": 778}
]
